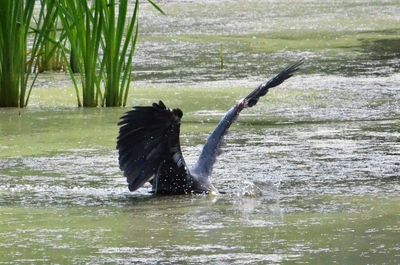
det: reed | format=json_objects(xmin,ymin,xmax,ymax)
[
  {"xmin": 59, "ymin": 0, "xmax": 164, "ymax": 107},
  {"xmin": 0, "ymin": 0, "xmax": 164, "ymax": 108},
  {"xmin": 0, "ymin": 0, "xmax": 57, "ymax": 107},
  {"xmin": 101, "ymin": 0, "xmax": 139, "ymax": 107},
  {"xmin": 38, "ymin": 16, "xmax": 66, "ymax": 73},
  {"xmin": 58, "ymin": 0, "xmax": 103, "ymax": 107}
]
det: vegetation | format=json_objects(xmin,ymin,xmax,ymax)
[
  {"xmin": 101, "ymin": 0, "xmax": 139, "ymax": 107},
  {"xmin": 37, "ymin": 16, "xmax": 66, "ymax": 73},
  {"xmin": 57, "ymin": 0, "xmax": 163, "ymax": 107},
  {"xmin": 57, "ymin": 0, "xmax": 104, "ymax": 107},
  {"xmin": 0, "ymin": 0, "xmax": 163, "ymax": 108},
  {"xmin": 0, "ymin": 0, "xmax": 57, "ymax": 107}
]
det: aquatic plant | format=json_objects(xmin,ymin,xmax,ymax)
[
  {"xmin": 101, "ymin": 0, "xmax": 139, "ymax": 107},
  {"xmin": 57, "ymin": 0, "xmax": 104, "ymax": 107},
  {"xmin": 58, "ymin": 0, "xmax": 164, "ymax": 107},
  {"xmin": 0, "ymin": 0, "xmax": 57, "ymax": 107},
  {"xmin": 37, "ymin": 16, "xmax": 66, "ymax": 73}
]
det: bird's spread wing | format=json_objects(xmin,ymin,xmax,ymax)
[
  {"xmin": 192, "ymin": 60, "xmax": 303, "ymax": 178},
  {"xmin": 117, "ymin": 101, "xmax": 192, "ymax": 194},
  {"xmin": 245, "ymin": 59, "xmax": 303, "ymax": 107}
]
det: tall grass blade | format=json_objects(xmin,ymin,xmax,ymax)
[
  {"xmin": 101, "ymin": 0, "xmax": 140, "ymax": 107},
  {"xmin": 58, "ymin": 0, "xmax": 104, "ymax": 107},
  {"xmin": 147, "ymin": 0, "xmax": 166, "ymax": 15},
  {"xmin": 0, "ymin": 0, "xmax": 58, "ymax": 107},
  {"xmin": 56, "ymin": 0, "xmax": 164, "ymax": 107}
]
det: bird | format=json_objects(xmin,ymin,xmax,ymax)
[{"xmin": 117, "ymin": 60, "xmax": 303, "ymax": 195}]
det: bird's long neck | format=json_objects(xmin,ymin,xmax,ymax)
[{"xmin": 192, "ymin": 101, "xmax": 244, "ymax": 178}]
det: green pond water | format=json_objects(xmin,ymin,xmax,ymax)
[{"xmin": 1, "ymin": 0, "xmax": 400, "ymax": 264}]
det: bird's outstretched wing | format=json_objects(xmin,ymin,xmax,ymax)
[
  {"xmin": 192, "ymin": 60, "xmax": 303, "ymax": 178},
  {"xmin": 117, "ymin": 101, "xmax": 193, "ymax": 194},
  {"xmin": 245, "ymin": 59, "xmax": 304, "ymax": 107}
]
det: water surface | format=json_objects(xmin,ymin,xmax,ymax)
[{"xmin": 1, "ymin": 0, "xmax": 400, "ymax": 264}]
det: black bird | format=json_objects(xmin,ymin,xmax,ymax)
[{"xmin": 117, "ymin": 60, "xmax": 303, "ymax": 195}]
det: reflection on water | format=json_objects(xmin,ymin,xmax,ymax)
[{"xmin": 1, "ymin": 0, "xmax": 400, "ymax": 264}]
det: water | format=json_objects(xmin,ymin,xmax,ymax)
[{"xmin": 1, "ymin": 0, "xmax": 400, "ymax": 264}]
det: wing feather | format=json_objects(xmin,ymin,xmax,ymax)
[
  {"xmin": 193, "ymin": 60, "xmax": 303, "ymax": 177},
  {"xmin": 116, "ymin": 101, "xmax": 191, "ymax": 193}
]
